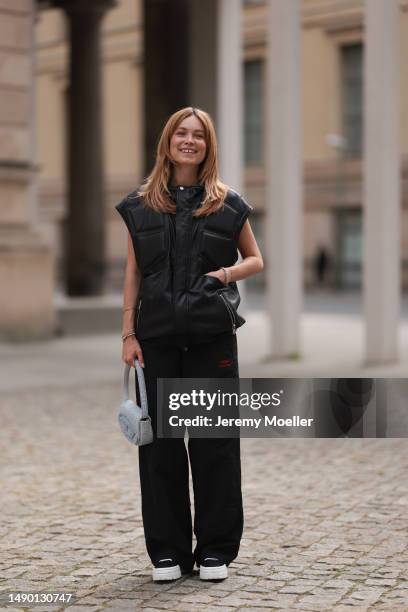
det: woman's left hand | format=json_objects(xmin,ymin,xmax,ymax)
[{"xmin": 204, "ymin": 269, "xmax": 227, "ymax": 285}]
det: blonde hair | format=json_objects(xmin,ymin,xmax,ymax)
[{"xmin": 137, "ymin": 107, "xmax": 229, "ymax": 217}]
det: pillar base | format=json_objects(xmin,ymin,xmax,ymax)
[{"xmin": 0, "ymin": 229, "xmax": 56, "ymax": 342}]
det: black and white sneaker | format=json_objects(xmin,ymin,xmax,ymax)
[
  {"xmin": 199, "ymin": 557, "xmax": 228, "ymax": 581},
  {"xmin": 152, "ymin": 558, "xmax": 182, "ymax": 581}
]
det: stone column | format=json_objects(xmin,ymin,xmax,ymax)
[
  {"xmin": 143, "ymin": 0, "xmax": 189, "ymax": 174},
  {"xmin": 56, "ymin": 0, "xmax": 115, "ymax": 295},
  {"xmin": 189, "ymin": 0, "xmax": 217, "ymax": 121},
  {"xmin": 217, "ymin": 0, "xmax": 242, "ymax": 193},
  {"xmin": 217, "ymin": 0, "xmax": 247, "ymax": 306},
  {"xmin": 0, "ymin": 0, "xmax": 54, "ymax": 341},
  {"xmin": 363, "ymin": 0, "xmax": 400, "ymax": 364},
  {"xmin": 265, "ymin": 0, "xmax": 302, "ymax": 357}
]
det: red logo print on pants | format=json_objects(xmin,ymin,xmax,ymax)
[{"xmin": 218, "ymin": 358, "xmax": 233, "ymax": 368}]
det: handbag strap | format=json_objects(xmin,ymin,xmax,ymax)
[{"xmin": 123, "ymin": 359, "xmax": 149, "ymax": 419}]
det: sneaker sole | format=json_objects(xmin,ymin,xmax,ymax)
[
  {"xmin": 153, "ymin": 565, "xmax": 182, "ymax": 581},
  {"xmin": 199, "ymin": 564, "xmax": 228, "ymax": 580}
]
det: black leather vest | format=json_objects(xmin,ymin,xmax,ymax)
[{"xmin": 115, "ymin": 184, "xmax": 253, "ymax": 339}]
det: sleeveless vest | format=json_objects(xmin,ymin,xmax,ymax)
[{"xmin": 115, "ymin": 184, "xmax": 253, "ymax": 340}]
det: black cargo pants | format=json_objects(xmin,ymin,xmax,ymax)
[{"xmin": 137, "ymin": 331, "xmax": 244, "ymax": 573}]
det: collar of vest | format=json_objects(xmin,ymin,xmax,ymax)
[{"xmin": 167, "ymin": 183, "xmax": 204, "ymax": 193}]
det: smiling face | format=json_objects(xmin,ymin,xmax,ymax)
[{"xmin": 169, "ymin": 115, "xmax": 207, "ymax": 168}]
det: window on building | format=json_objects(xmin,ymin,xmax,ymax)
[
  {"xmin": 336, "ymin": 209, "xmax": 362, "ymax": 289},
  {"xmin": 340, "ymin": 43, "xmax": 363, "ymax": 158},
  {"xmin": 244, "ymin": 59, "xmax": 263, "ymax": 165}
]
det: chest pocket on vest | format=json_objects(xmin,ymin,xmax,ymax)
[
  {"xmin": 133, "ymin": 228, "xmax": 166, "ymax": 274},
  {"xmin": 200, "ymin": 203, "xmax": 239, "ymax": 269},
  {"xmin": 201, "ymin": 230, "xmax": 234, "ymax": 268}
]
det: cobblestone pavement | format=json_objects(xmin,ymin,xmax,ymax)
[{"xmin": 1, "ymin": 381, "xmax": 408, "ymax": 612}]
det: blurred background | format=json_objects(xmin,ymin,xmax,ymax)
[{"xmin": 1, "ymin": 0, "xmax": 408, "ymax": 377}]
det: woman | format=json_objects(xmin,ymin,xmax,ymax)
[{"xmin": 116, "ymin": 106, "xmax": 263, "ymax": 582}]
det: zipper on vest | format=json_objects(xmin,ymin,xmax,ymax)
[
  {"xmin": 186, "ymin": 216, "xmax": 191, "ymax": 325},
  {"xmin": 169, "ymin": 214, "xmax": 176, "ymax": 249},
  {"xmin": 136, "ymin": 298, "xmax": 142, "ymax": 332},
  {"xmin": 177, "ymin": 188, "xmax": 191, "ymax": 326},
  {"xmin": 169, "ymin": 216, "xmax": 176, "ymax": 314},
  {"xmin": 219, "ymin": 292, "xmax": 236, "ymax": 335}
]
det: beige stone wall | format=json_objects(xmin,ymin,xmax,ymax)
[
  {"xmin": 0, "ymin": 1, "xmax": 32, "ymax": 170},
  {"xmin": 0, "ymin": 0, "xmax": 35, "ymax": 231},
  {"xmin": 0, "ymin": 0, "xmax": 54, "ymax": 340},
  {"xmin": 401, "ymin": 5, "xmax": 408, "ymax": 153}
]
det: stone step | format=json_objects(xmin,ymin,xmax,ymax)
[{"xmin": 55, "ymin": 291, "xmax": 124, "ymax": 336}]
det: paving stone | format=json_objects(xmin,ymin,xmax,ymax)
[
  {"xmin": 364, "ymin": 578, "xmax": 398, "ymax": 587},
  {"xmin": 279, "ymin": 584, "xmax": 314, "ymax": 594},
  {"xmin": 58, "ymin": 607, "xmax": 100, "ymax": 612}
]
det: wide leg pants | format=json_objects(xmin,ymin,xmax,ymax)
[{"xmin": 137, "ymin": 331, "xmax": 244, "ymax": 572}]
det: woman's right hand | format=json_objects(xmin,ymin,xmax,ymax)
[{"xmin": 122, "ymin": 335, "xmax": 145, "ymax": 368}]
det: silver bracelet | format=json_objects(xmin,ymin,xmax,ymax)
[
  {"xmin": 122, "ymin": 330, "xmax": 136, "ymax": 342},
  {"xmin": 221, "ymin": 267, "xmax": 231, "ymax": 285}
]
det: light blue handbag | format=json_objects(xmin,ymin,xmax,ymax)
[{"xmin": 118, "ymin": 358, "xmax": 154, "ymax": 445}]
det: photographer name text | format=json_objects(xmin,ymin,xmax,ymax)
[{"xmin": 168, "ymin": 415, "xmax": 314, "ymax": 428}]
